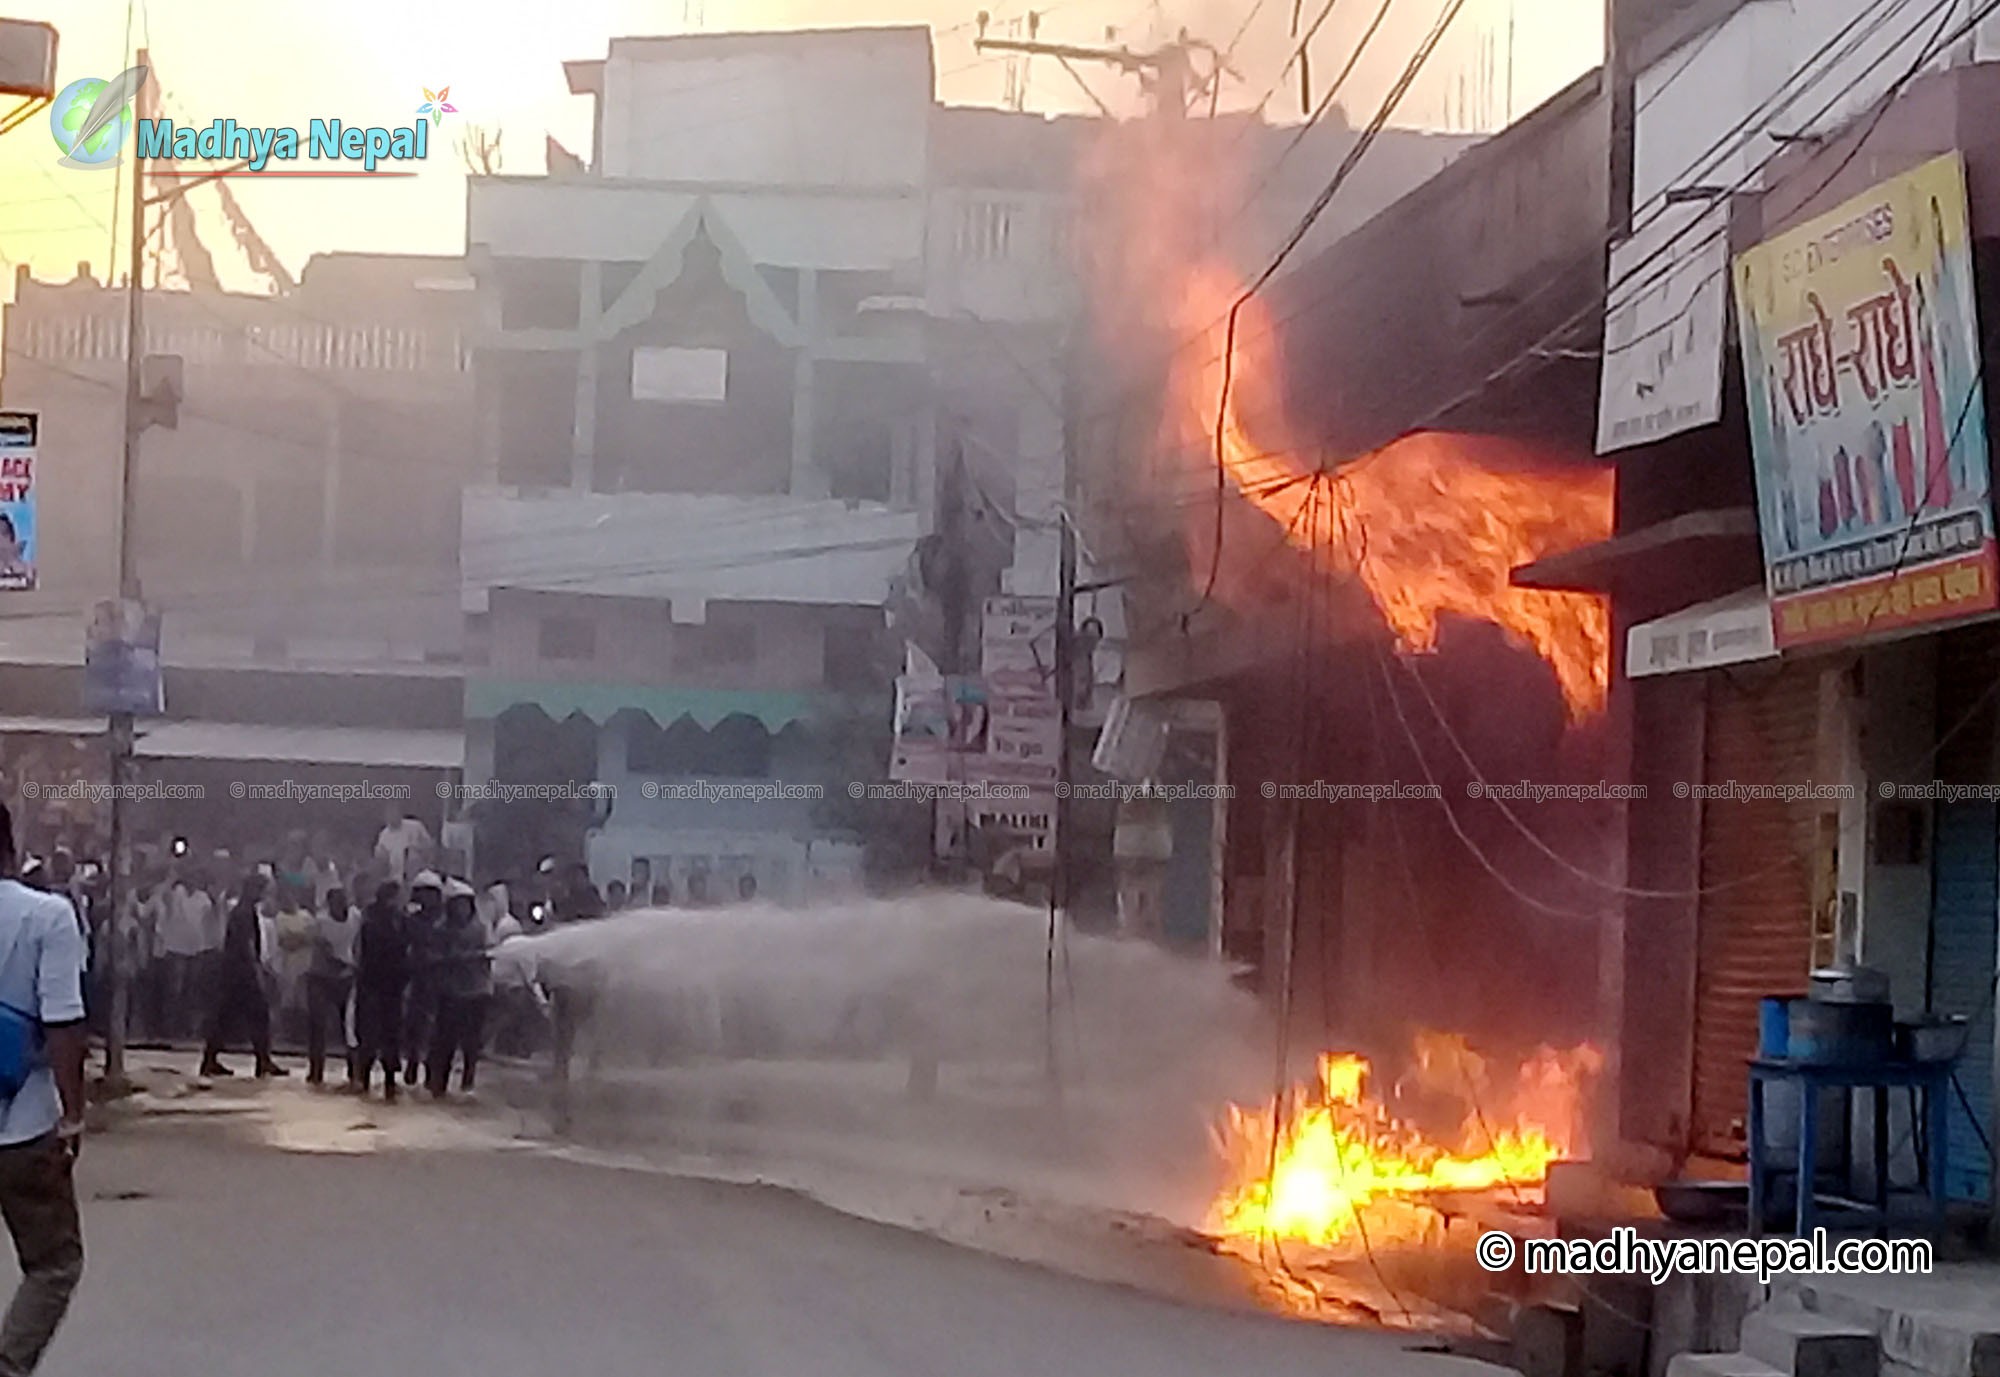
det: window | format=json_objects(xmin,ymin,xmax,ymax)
[
  {"xmin": 537, "ymin": 615, "xmax": 596, "ymax": 662},
  {"xmin": 671, "ymin": 622, "xmax": 755, "ymax": 672},
  {"xmin": 135, "ymin": 474, "xmax": 244, "ymax": 571},
  {"xmin": 627, "ymin": 713, "xmax": 772, "ymax": 777},
  {"xmin": 956, "ymin": 200, "xmax": 1014, "ymax": 263},
  {"xmin": 500, "ymin": 262, "xmax": 582, "ymax": 330},
  {"xmin": 823, "ymin": 627, "xmax": 880, "ymax": 692},
  {"xmin": 250, "ymin": 478, "xmax": 325, "ymax": 566}
]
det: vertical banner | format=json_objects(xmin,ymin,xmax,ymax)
[
  {"xmin": 83, "ymin": 599, "xmax": 165, "ymax": 716},
  {"xmin": 0, "ymin": 411, "xmax": 38, "ymax": 592},
  {"xmin": 1735, "ymin": 152, "xmax": 1995, "ymax": 648}
]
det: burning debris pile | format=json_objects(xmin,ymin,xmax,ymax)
[{"xmin": 1205, "ymin": 1033, "xmax": 1603, "ymax": 1252}]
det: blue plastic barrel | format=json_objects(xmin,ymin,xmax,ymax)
[{"xmin": 1758, "ymin": 996, "xmax": 1792, "ymax": 1058}]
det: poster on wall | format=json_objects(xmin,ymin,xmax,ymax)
[
  {"xmin": 1734, "ymin": 152, "xmax": 1996, "ymax": 648},
  {"xmin": 1597, "ymin": 203, "xmax": 1729, "ymax": 453},
  {"xmin": 0, "ymin": 411, "xmax": 38, "ymax": 592},
  {"xmin": 82, "ymin": 599, "xmax": 165, "ymax": 716}
]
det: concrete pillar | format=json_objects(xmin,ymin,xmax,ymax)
[
  {"xmin": 462, "ymin": 717, "xmax": 495, "ymax": 795},
  {"xmin": 573, "ymin": 260, "xmax": 602, "ymax": 492},
  {"xmin": 321, "ymin": 391, "xmax": 340, "ymax": 565},
  {"xmin": 791, "ymin": 266, "xmax": 821, "ymax": 497},
  {"xmin": 1824, "ymin": 662, "xmax": 1867, "ymax": 963}
]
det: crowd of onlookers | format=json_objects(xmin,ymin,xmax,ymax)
[{"xmin": 9, "ymin": 817, "xmax": 632, "ymax": 1101}]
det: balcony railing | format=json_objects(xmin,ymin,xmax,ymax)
[{"xmin": 7, "ymin": 313, "xmax": 471, "ymax": 375}]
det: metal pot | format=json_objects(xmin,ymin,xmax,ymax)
[
  {"xmin": 1788, "ymin": 998, "xmax": 1893, "ymax": 1065},
  {"xmin": 1809, "ymin": 964, "xmax": 1891, "ymax": 1005},
  {"xmin": 1897, "ymin": 1017, "xmax": 1967, "ymax": 1064}
]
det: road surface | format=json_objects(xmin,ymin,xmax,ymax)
[{"xmin": 43, "ymin": 1119, "xmax": 1502, "ymax": 1377}]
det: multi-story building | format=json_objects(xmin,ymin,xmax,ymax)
[
  {"xmin": 460, "ymin": 23, "xmax": 1484, "ymax": 905},
  {"xmin": 0, "ymin": 251, "xmax": 476, "ymax": 854}
]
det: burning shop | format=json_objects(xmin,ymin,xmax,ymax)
[{"xmin": 1081, "ymin": 68, "xmax": 1627, "ymax": 1275}]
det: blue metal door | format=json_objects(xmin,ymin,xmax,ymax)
[{"xmin": 1928, "ymin": 801, "xmax": 1996, "ymax": 1203}]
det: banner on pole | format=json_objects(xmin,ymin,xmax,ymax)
[{"xmin": 0, "ymin": 411, "xmax": 39, "ymax": 592}]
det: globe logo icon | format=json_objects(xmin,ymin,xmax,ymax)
[{"xmin": 49, "ymin": 77, "xmax": 132, "ymax": 167}]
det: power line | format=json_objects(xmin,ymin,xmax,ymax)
[{"xmin": 1197, "ymin": 0, "xmax": 1471, "ymax": 610}]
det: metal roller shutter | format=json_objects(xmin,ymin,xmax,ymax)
[
  {"xmin": 1927, "ymin": 803, "xmax": 1996, "ymax": 1203},
  {"xmin": 1691, "ymin": 664, "xmax": 1822, "ymax": 1157},
  {"xmin": 1929, "ymin": 622, "xmax": 2000, "ymax": 1203}
]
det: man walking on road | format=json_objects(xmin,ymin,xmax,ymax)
[{"xmin": 0, "ymin": 803, "xmax": 88, "ymax": 1374}]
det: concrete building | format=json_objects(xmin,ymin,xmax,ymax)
[
  {"xmin": 1573, "ymin": 0, "xmax": 2000, "ymax": 1209},
  {"xmin": 458, "ymin": 23, "xmax": 1487, "ymax": 905},
  {"xmin": 0, "ymin": 252, "xmax": 476, "ymax": 854}
]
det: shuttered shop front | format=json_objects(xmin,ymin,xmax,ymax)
[
  {"xmin": 1930, "ymin": 623, "xmax": 2000, "ymax": 1202},
  {"xmin": 1691, "ymin": 663, "xmax": 1823, "ymax": 1157}
]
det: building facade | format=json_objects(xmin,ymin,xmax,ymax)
[{"xmin": 0, "ymin": 252, "xmax": 476, "ymax": 856}]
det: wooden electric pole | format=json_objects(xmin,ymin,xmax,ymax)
[
  {"xmin": 974, "ymin": 20, "xmax": 1223, "ymax": 119},
  {"xmin": 102, "ymin": 55, "xmax": 150, "ymax": 1094}
]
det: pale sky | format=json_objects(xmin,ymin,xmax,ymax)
[{"xmin": 0, "ymin": 0, "xmax": 1602, "ymax": 299}]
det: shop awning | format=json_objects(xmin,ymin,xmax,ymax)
[
  {"xmin": 0, "ymin": 716, "xmax": 104, "ymax": 737},
  {"xmin": 1626, "ymin": 588, "xmax": 1777, "ymax": 679},
  {"xmin": 1513, "ymin": 508, "xmax": 1759, "ymax": 594},
  {"xmin": 464, "ymin": 679, "xmax": 833, "ymax": 733},
  {"xmin": 132, "ymin": 722, "xmax": 464, "ymax": 769}
]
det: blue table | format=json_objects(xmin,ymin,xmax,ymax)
[{"xmin": 1747, "ymin": 1057, "xmax": 1953, "ymax": 1238}]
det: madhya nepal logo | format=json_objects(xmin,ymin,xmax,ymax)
[
  {"xmin": 54, "ymin": 72, "xmax": 451, "ymax": 174},
  {"xmin": 49, "ymin": 66, "xmax": 145, "ymax": 169}
]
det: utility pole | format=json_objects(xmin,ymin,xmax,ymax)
[
  {"xmin": 974, "ymin": 19, "xmax": 1224, "ymax": 119},
  {"xmin": 105, "ymin": 54, "xmax": 225, "ymax": 1090},
  {"xmin": 102, "ymin": 54, "xmax": 149, "ymax": 1094},
  {"xmin": 1048, "ymin": 354, "xmax": 1079, "ymax": 1099},
  {"xmin": 934, "ymin": 434, "xmax": 971, "ymax": 877}
]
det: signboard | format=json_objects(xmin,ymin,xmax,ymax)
[
  {"xmin": 632, "ymin": 346, "xmax": 727, "ymax": 403},
  {"xmin": 1734, "ymin": 153, "xmax": 1996, "ymax": 648},
  {"xmin": 1598, "ymin": 204, "xmax": 1729, "ymax": 453},
  {"xmin": 889, "ymin": 673, "xmax": 1059, "ymax": 787},
  {"xmin": 83, "ymin": 599, "xmax": 164, "ymax": 716},
  {"xmin": 1625, "ymin": 588, "xmax": 1778, "ymax": 678},
  {"xmin": 889, "ymin": 676, "xmax": 990, "ymax": 784},
  {"xmin": 979, "ymin": 595, "xmax": 1057, "ymax": 695},
  {"xmin": 0, "ymin": 411, "xmax": 38, "ymax": 592},
  {"xmin": 983, "ymin": 692, "xmax": 1060, "ymax": 786}
]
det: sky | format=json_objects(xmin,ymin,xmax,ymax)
[{"xmin": 0, "ymin": 0, "xmax": 1603, "ymax": 300}]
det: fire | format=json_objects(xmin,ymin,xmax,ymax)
[
  {"xmin": 1207, "ymin": 1033, "xmax": 1602, "ymax": 1249},
  {"xmin": 1164, "ymin": 262, "xmax": 1615, "ymax": 719}
]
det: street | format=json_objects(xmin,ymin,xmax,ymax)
[{"xmin": 36, "ymin": 1112, "xmax": 1502, "ymax": 1377}]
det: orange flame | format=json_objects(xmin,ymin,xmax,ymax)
[
  {"xmin": 1163, "ymin": 262, "xmax": 1615, "ymax": 719},
  {"xmin": 1207, "ymin": 1033, "xmax": 1603, "ymax": 1248}
]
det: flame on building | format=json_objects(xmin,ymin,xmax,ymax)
[
  {"xmin": 1162, "ymin": 260, "xmax": 1615, "ymax": 719},
  {"xmin": 1207, "ymin": 1033, "xmax": 1603, "ymax": 1249}
]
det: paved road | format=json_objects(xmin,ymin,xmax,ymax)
[{"xmin": 40, "ymin": 1124, "xmax": 1499, "ymax": 1377}]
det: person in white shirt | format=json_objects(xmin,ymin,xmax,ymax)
[
  {"xmin": 374, "ymin": 813, "xmax": 433, "ymax": 885},
  {"xmin": 0, "ymin": 801, "xmax": 89, "ymax": 1372},
  {"xmin": 153, "ymin": 866, "xmax": 215, "ymax": 1042},
  {"xmin": 304, "ymin": 887, "xmax": 358, "ymax": 1088}
]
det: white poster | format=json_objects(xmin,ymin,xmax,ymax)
[
  {"xmin": 632, "ymin": 346, "xmax": 727, "ymax": 403},
  {"xmin": 1597, "ymin": 203, "xmax": 1728, "ymax": 454},
  {"xmin": 980, "ymin": 594, "xmax": 1057, "ymax": 696}
]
